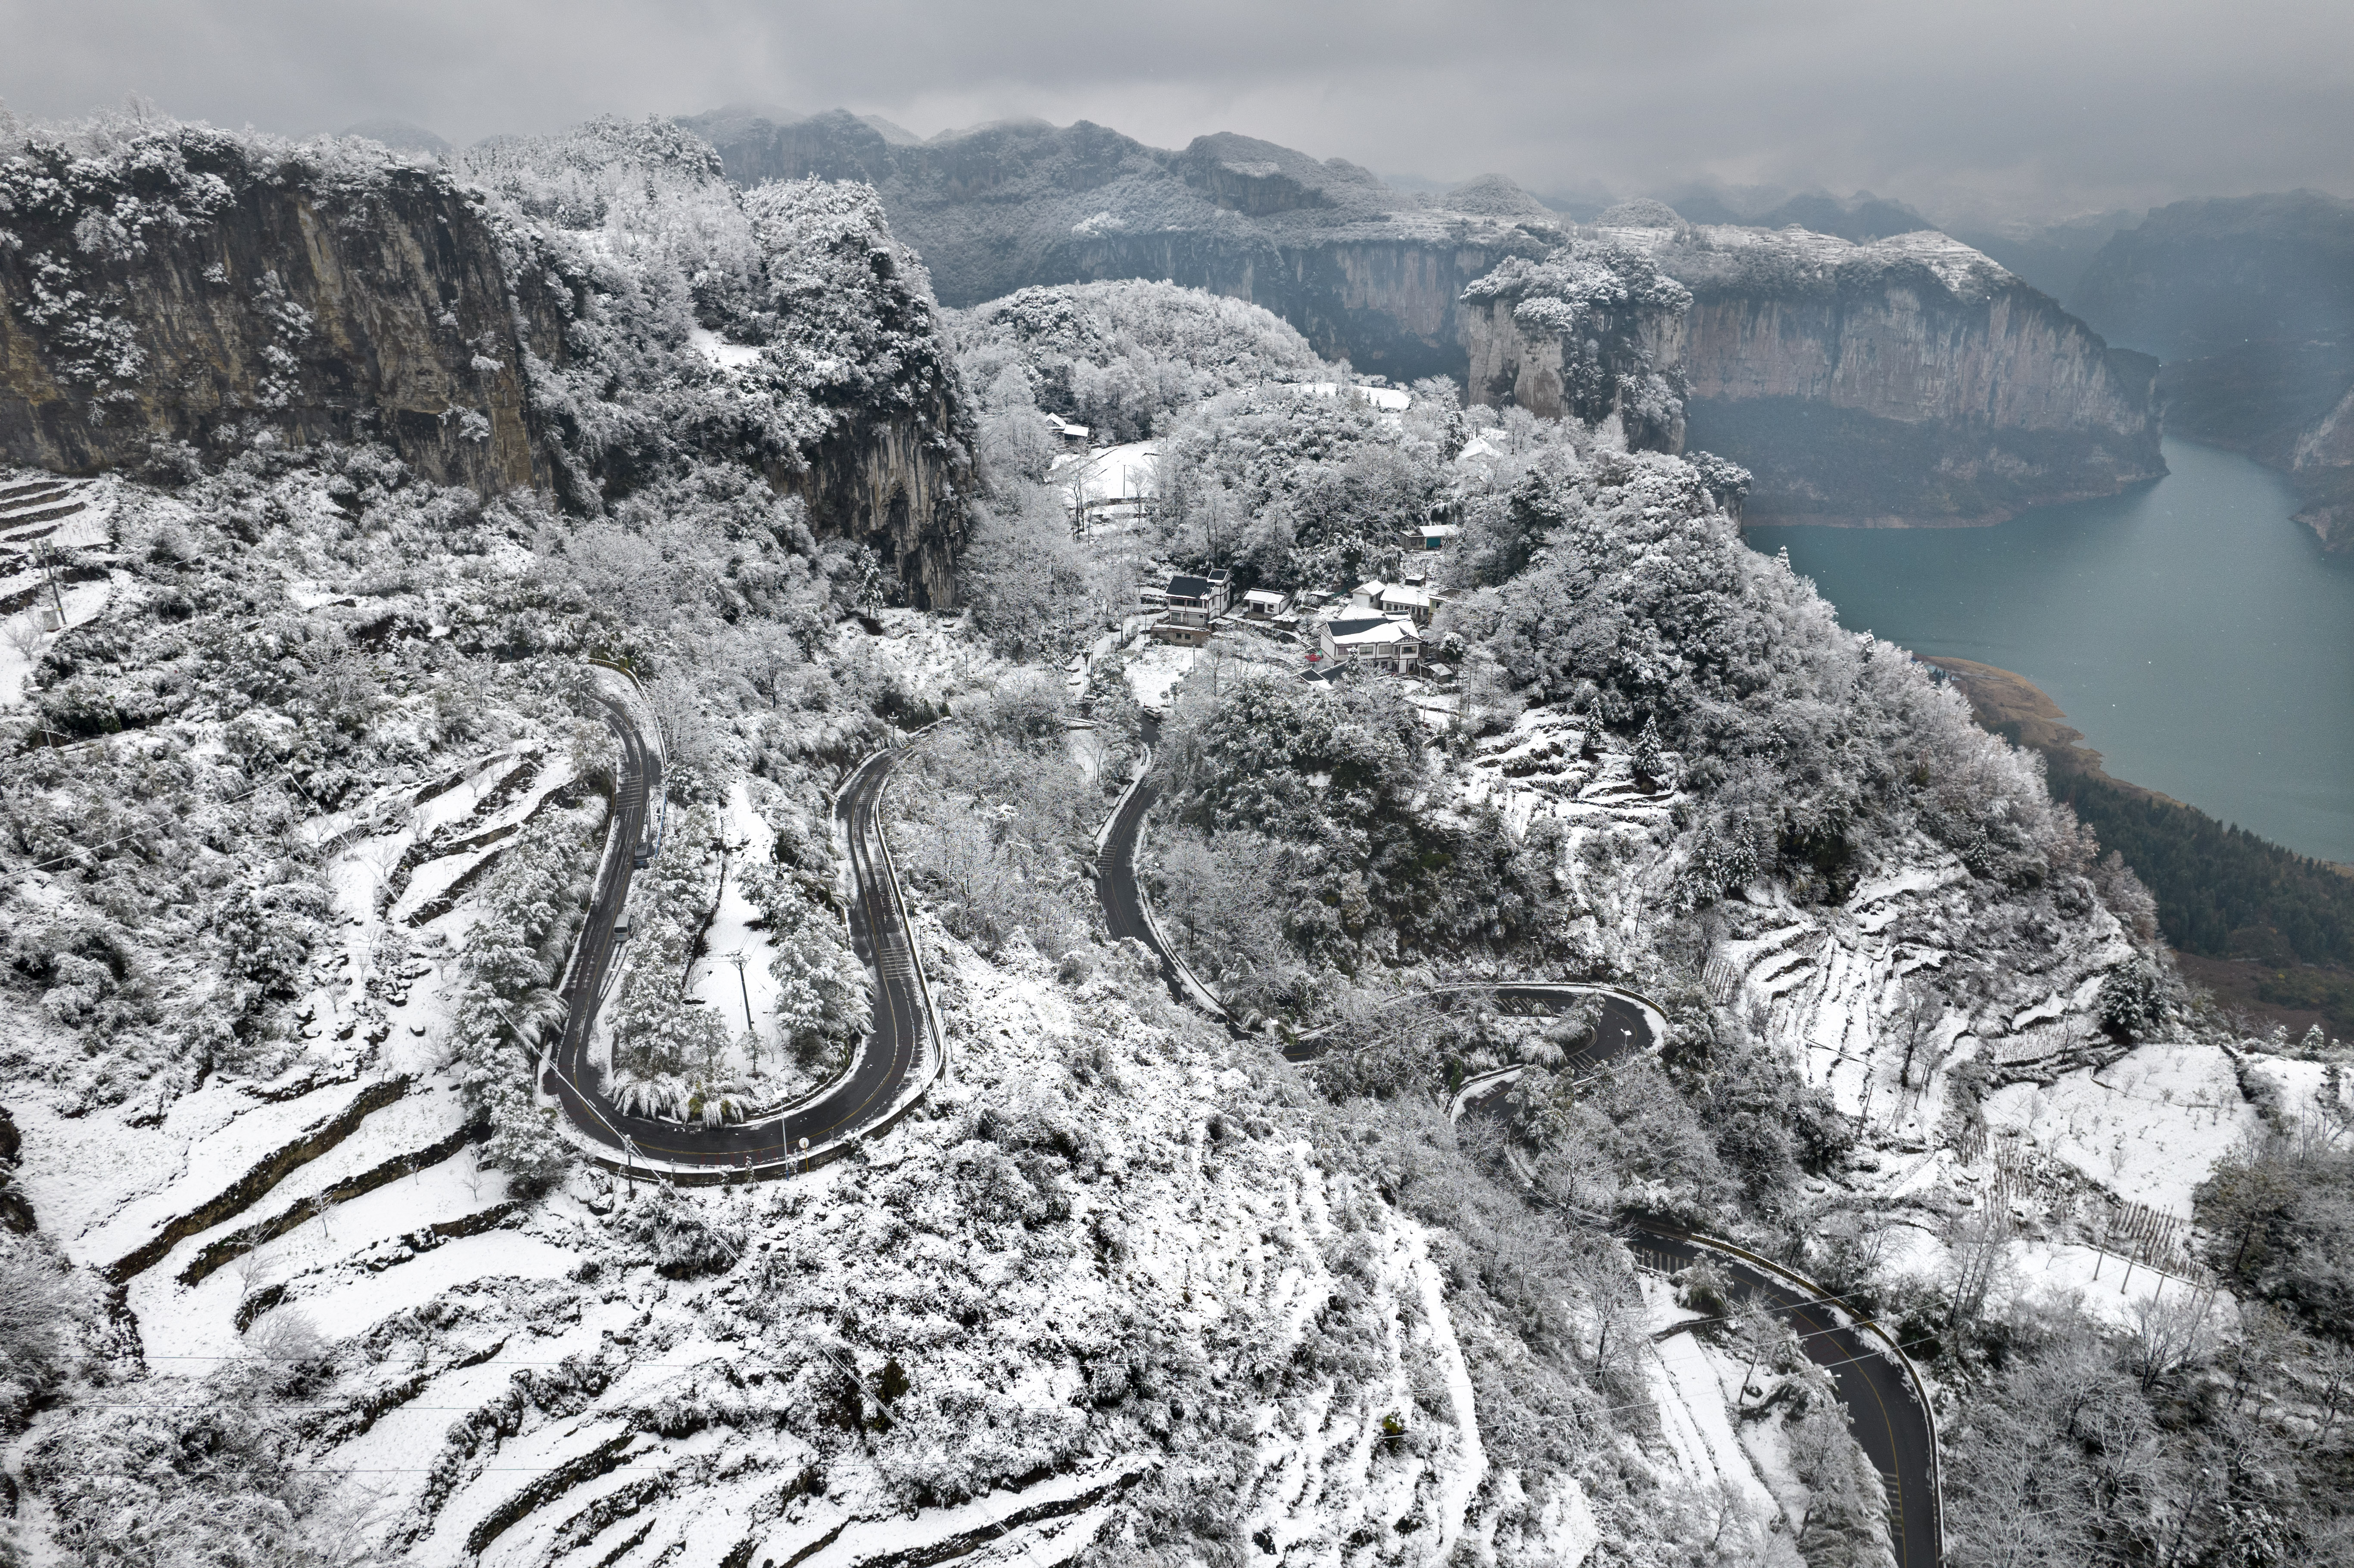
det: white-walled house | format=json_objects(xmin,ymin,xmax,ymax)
[
  {"xmin": 1151, "ymin": 568, "xmax": 1233, "ymax": 644},
  {"xmin": 1317, "ymin": 614, "xmax": 1422, "ymax": 674},
  {"xmin": 1345, "ymin": 580, "xmax": 1435, "ymax": 625}
]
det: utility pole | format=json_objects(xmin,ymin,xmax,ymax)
[{"xmin": 729, "ymin": 950, "xmax": 755, "ymax": 1036}]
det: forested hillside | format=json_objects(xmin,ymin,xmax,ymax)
[{"xmin": 4, "ymin": 108, "xmax": 2353, "ymax": 1568}]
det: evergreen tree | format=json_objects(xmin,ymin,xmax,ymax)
[{"xmin": 1632, "ymin": 714, "xmax": 1667, "ymax": 790}]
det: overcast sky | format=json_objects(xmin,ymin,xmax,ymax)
[{"xmin": 5, "ymin": 0, "xmax": 2348, "ymax": 225}]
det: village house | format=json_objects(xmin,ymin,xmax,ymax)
[
  {"xmin": 1346, "ymin": 580, "xmax": 1435, "ymax": 625},
  {"xmin": 1317, "ymin": 613, "xmax": 1423, "ymax": 674},
  {"xmin": 1150, "ymin": 568, "xmax": 1233, "ymax": 645},
  {"xmin": 1241, "ymin": 588, "xmax": 1289, "ymax": 619}
]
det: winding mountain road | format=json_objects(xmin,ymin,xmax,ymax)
[
  {"xmin": 541, "ymin": 683, "xmax": 941, "ymax": 1175},
  {"xmin": 536, "ymin": 680, "xmax": 1939, "ymax": 1562},
  {"xmin": 1092, "ymin": 754, "xmax": 1943, "ymax": 1567}
]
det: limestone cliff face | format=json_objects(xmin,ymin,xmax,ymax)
[
  {"xmin": 0, "ymin": 129, "xmax": 560, "ymax": 492},
  {"xmin": 1, "ymin": 121, "xmax": 975, "ymax": 603},
  {"xmin": 795, "ymin": 407, "xmax": 966, "ymax": 607},
  {"xmin": 691, "ymin": 112, "xmax": 2161, "ymax": 523},
  {"xmin": 684, "ymin": 110, "xmax": 1554, "ymax": 383},
  {"xmin": 1058, "ymin": 231, "xmax": 1541, "ymax": 383},
  {"xmin": 1655, "ymin": 227, "xmax": 2164, "ymax": 523},
  {"xmin": 1454, "ymin": 244, "xmax": 1694, "ymax": 451}
]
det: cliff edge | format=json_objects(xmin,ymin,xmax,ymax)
[
  {"xmin": 694, "ymin": 110, "xmax": 2167, "ymax": 525},
  {"xmin": 0, "ymin": 126, "xmax": 559, "ymax": 494},
  {"xmin": 1650, "ymin": 223, "xmax": 2164, "ymax": 524},
  {"xmin": 0, "ymin": 117, "xmax": 974, "ymax": 606}
]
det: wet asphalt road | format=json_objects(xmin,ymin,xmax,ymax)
[
  {"xmin": 1090, "ymin": 750, "xmax": 1941, "ymax": 1565},
  {"xmin": 543, "ymin": 694, "xmax": 931, "ymax": 1173}
]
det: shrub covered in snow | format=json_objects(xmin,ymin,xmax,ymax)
[{"xmin": 951, "ymin": 280, "xmax": 1324, "ymax": 445}]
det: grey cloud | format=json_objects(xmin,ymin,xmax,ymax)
[{"xmin": 3, "ymin": 0, "xmax": 2347, "ymax": 224}]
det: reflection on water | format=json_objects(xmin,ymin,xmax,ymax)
[{"xmin": 1745, "ymin": 440, "xmax": 2354, "ymax": 863}]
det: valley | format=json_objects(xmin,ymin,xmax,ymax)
[{"xmin": 0, "ymin": 100, "xmax": 2349, "ymax": 1568}]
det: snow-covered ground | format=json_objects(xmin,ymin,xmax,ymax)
[
  {"xmin": 1638, "ymin": 1278, "xmax": 1815, "ymax": 1563},
  {"xmin": 681, "ymin": 782, "xmax": 791, "ymax": 1073},
  {"xmin": 687, "ymin": 325, "xmax": 765, "ymax": 370},
  {"xmin": 1052, "ymin": 441, "xmax": 1161, "ymax": 512},
  {"xmin": 1123, "ymin": 636, "xmax": 1199, "ymax": 712},
  {"xmin": 1982, "ymin": 1045, "xmax": 2264, "ymax": 1218}
]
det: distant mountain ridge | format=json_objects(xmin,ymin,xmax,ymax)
[
  {"xmin": 2073, "ymin": 190, "xmax": 2354, "ymax": 549},
  {"xmin": 681, "ymin": 107, "xmax": 2161, "ymax": 526}
]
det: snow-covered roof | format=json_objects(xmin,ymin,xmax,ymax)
[
  {"xmin": 1326, "ymin": 616, "xmax": 1420, "ymax": 646},
  {"xmin": 1379, "ymin": 584, "xmax": 1432, "ymax": 607},
  {"xmin": 1243, "ymin": 589, "xmax": 1288, "ymax": 607}
]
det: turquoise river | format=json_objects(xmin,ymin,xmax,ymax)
[{"xmin": 1745, "ymin": 439, "xmax": 2354, "ymax": 864}]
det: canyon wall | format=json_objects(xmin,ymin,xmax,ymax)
[
  {"xmin": 2074, "ymin": 193, "xmax": 2354, "ymax": 552},
  {"xmin": 1657, "ymin": 227, "xmax": 2164, "ymax": 523},
  {"xmin": 685, "ymin": 111, "xmax": 1554, "ymax": 384},
  {"xmin": 0, "ymin": 120, "xmax": 974, "ymax": 603},
  {"xmin": 0, "ymin": 129, "xmax": 561, "ymax": 493},
  {"xmin": 695, "ymin": 112, "xmax": 2166, "ymax": 523}
]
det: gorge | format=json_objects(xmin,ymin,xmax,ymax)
[
  {"xmin": 1749, "ymin": 438, "xmax": 2354, "ymax": 865},
  {"xmin": 692, "ymin": 107, "xmax": 2164, "ymax": 526}
]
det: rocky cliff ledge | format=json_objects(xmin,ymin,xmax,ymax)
[
  {"xmin": 1657, "ymin": 225, "xmax": 2165, "ymax": 523},
  {"xmin": 1454, "ymin": 241, "xmax": 1693, "ymax": 450},
  {"xmin": 685, "ymin": 111, "xmax": 1556, "ymax": 384},
  {"xmin": 0, "ymin": 126, "xmax": 558, "ymax": 492},
  {"xmin": 695, "ymin": 111, "xmax": 2164, "ymax": 524},
  {"xmin": 0, "ymin": 119, "xmax": 974, "ymax": 605}
]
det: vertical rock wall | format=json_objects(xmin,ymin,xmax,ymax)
[{"xmin": 0, "ymin": 137, "xmax": 560, "ymax": 492}]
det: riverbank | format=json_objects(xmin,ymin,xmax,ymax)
[
  {"xmin": 1750, "ymin": 439, "xmax": 2354, "ymax": 865},
  {"xmin": 1921, "ymin": 656, "xmax": 2187, "ymax": 808},
  {"xmin": 1930, "ymin": 657, "xmax": 2354, "ymax": 1040}
]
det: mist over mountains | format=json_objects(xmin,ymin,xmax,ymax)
[{"xmin": 3, "ymin": 47, "xmax": 2354, "ymax": 1568}]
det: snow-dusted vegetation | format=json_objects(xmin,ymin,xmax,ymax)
[
  {"xmin": 953, "ymin": 280, "xmax": 1326, "ymax": 447},
  {"xmin": 4, "ymin": 104, "xmax": 2353, "ymax": 1568}
]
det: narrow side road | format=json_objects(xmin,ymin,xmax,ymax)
[{"xmin": 1091, "ymin": 766, "xmax": 1943, "ymax": 1567}]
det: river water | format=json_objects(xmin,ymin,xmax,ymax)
[{"xmin": 1746, "ymin": 439, "xmax": 2354, "ymax": 864}]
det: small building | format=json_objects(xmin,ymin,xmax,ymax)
[
  {"xmin": 1162, "ymin": 569, "xmax": 1232, "ymax": 628},
  {"xmin": 1241, "ymin": 588, "xmax": 1289, "ymax": 619},
  {"xmin": 1318, "ymin": 614, "xmax": 1422, "ymax": 675},
  {"xmin": 1375, "ymin": 583, "xmax": 1434, "ymax": 625},
  {"xmin": 1050, "ymin": 417, "xmax": 1091, "ymax": 451},
  {"xmin": 1417, "ymin": 523, "xmax": 1460, "ymax": 552},
  {"xmin": 1149, "ymin": 568, "xmax": 1232, "ymax": 645}
]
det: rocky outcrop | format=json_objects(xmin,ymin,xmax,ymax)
[
  {"xmin": 691, "ymin": 111, "xmax": 2167, "ymax": 523},
  {"xmin": 1650, "ymin": 225, "xmax": 2163, "ymax": 523},
  {"xmin": 2289, "ymin": 385, "xmax": 2354, "ymax": 549},
  {"xmin": 1454, "ymin": 244, "xmax": 1693, "ymax": 450},
  {"xmin": 0, "ymin": 120, "xmax": 976, "ymax": 602},
  {"xmin": 794, "ymin": 390, "xmax": 968, "ymax": 608},
  {"xmin": 682, "ymin": 110, "xmax": 1556, "ymax": 383},
  {"xmin": 0, "ymin": 127, "xmax": 561, "ymax": 493}
]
